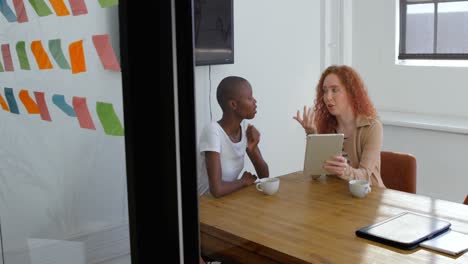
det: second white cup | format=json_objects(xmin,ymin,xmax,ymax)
[
  {"xmin": 256, "ymin": 178, "xmax": 280, "ymax": 195},
  {"xmin": 349, "ymin": 179, "xmax": 371, "ymax": 198}
]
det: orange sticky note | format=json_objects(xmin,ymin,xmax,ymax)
[
  {"xmin": 19, "ymin": 90, "xmax": 40, "ymax": 113},
  {"xmin": 31, "ymin": 40, "xmax": 53, "ymax": 70},
  {"xmin": 0, "ymin": 95, "xmax": 10, "ymax": 111},
  {"xmin": 49, "ymin": 0, "xmax": 70, "ymax": 16},
  {"xmin": 69, "ymin": 40, "xmax": 86, "ymax": 74}
]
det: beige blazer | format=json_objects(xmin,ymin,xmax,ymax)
[{"xmin": 342, "ymin": 116, "xmax": 385, "ymax": 187}]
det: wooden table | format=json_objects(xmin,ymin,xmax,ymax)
[{"xmin": 199, "ymin": 171, "xmax": 468, "ymax": 264}]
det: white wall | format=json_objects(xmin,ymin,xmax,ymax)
[
  {"xmin": 195, "ymin": 0, "xmax": 322, "ymax": 177},
  {"xmin": 383, "ymin": 125, "xmax": 468, "ymax": 202},
  {"xmin": 352, "ymin": 0, "xmax": 468, "ymax": 117},
  {"xmin": 352, "ymin": 0, "xmax": 468, "ymax": 202}
]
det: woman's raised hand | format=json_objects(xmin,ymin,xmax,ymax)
[
  {"xmin": 246, "ymin": 124, "xmax": 260, "ymax": 152},
  {"xmin": 293, "ymin": 105, "xmax": 316, "ymax": 134}
]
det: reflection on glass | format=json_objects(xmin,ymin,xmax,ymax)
[{"xmin": 27, "ymin": 239, "xmax": 85, "ymax": 264}]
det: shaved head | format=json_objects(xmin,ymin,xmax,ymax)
[{"xmin": 216, "ymin": 76, "xmax": 249, "ymax": 111}]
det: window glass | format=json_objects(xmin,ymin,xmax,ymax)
[
  {"xmin": 406, "ymin": 3, "xmax": 434, "ymax": 54},
  {"xmin": 437, "ymin": 2, "xmax": 468, "ymax": 53}
]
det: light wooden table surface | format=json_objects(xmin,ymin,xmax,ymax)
[{"xmin": 199, "ymin": 171, "xmax": 468, "ymax": 264}]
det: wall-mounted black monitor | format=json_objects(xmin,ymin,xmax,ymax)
[{"xmin": 194, "ymin": 0, "xmax": 234, "ymax": 66}]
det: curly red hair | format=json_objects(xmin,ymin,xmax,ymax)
[{"xmin": 314, "ymin": 65, "xmax": 377, "ymax": 133}]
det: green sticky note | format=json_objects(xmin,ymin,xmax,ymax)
[
  {"xmin": 96, "ymin": 102, "xmax": 124, "ymax": 136},
  {"xmin": 97, "ymin": 0, "xmax": 118, "ymax": 8},
  {"xmin": 28, "ymin": 0, "xmax": 53, "ymax": 16},
  {"xmin": 16, "ymin": 41, "xmax": 31, "ymax": 70},
  {"xmin": 49, "ymin": 39, "xmax": 71, "ymax": 69}
]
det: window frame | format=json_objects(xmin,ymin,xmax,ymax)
[{"xmin": 399, "ymin": 0, "xmax": 468, "ymax": 60}]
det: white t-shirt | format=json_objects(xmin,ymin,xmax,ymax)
[{"xmin": 197, "ymin": 121, "xmax": 247, "ymax": 195}]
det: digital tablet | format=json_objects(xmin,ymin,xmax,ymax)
[
  {"xmin": 356, "ymin": 212, "xmax": 451, "ymax": 250},
  {"xmin": 303, "ymin": 133, "xmax": 344, "ymax": 179}
]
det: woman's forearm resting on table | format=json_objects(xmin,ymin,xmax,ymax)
[{"xmin": 247, "ymin": 146, "xmax": 269, "ymax": 178}]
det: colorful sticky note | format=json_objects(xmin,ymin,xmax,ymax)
[
  {"xmin": 28, "ymin": 0, "xmax": 53, "ymax": 17},
  {"xmin": 92, "ymin": 34, "xmax": 121, "ymax": 71},
  {"xmin": 52, "ymin": 94, "xmax": 75, "ymax": 116},
  {"xmin": 69, "ymin": 40, "xmax": 86, "ymax": 74},
  {"xmin": 16, "ymin": 41, "xmax": 31, "ymax": 70},
  {"xmin": 34, "ymin": 91, "xmax": 52, "ymax": 121},
  {"xmin": 5, "ymin": 88, "xmax": 19, "ymax": 114},
  {"xmin": 68, "ymin": 0, "xmax": 88, "ymax": 16},
  {"xmin": 49, "ymin": 39, "xmax": 71, "ymax": 69},
  {"xmin": 19, "ymin": 90, "xmax": 40, "ymax": 113},
  {"xmin": 0, "ymin": 0, "xmax": 18, "ymax": 22},
  {"xmin": 49, "ymin": 0, "xmax": 70, "ymax": 16},
  {"xmin": 13, "ymin": 0, "xmax": 29, "ymax": 23},
  {"xmin": 31, "ymin": 40, "xmax": 54, "ymax": 70},
  {"xmin": 0, "ymin": 94, "xmax": 10, "ymax": 111},
  {"xmin": 96, "ymin": 102, "xmax": 124, "ymax": 136},
  {"xmin": 97, "ymin": 0, "xmax": 118, "ymax": 8},
  {"xmin": 1, "ymin": 44, "xmax": 15, "ymax": 71},
  {"xmin": 72, "ymin": 97, "xmax": 95, "ymax": 129}
]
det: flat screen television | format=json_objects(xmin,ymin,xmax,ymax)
[{"xmin": 194, "ymin": 0, "xmax": 234, "ymax": 66}]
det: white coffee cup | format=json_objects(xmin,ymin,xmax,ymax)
[
  {"xmin": 256, "ymin": 177, "xmax": 280, "ymax": 195},
  {"xmin": 349, "ymin": 179, "xmax": 371, "ymax": 198}
]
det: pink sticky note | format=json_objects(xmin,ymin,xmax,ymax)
[
  {"xmin": 72, "ymin": 97, "xmax": 95, "ymax": 130},
  {"xmin": 34, "ymin": 91, "xmax": 52, "ymax": 121},
  {"xmin": 13, "ymin": 0, "xmax": 29, "ymax": 23},
  {"xmin": 68, "ymin": 0, "xmax": 88, "ymax": 16},
  {"xmin": 92, "ymin": 34, "xmax": 121, "ymax": 71},
  {"xmin": 1, "ymin": 44, "xmax": 14, "ymax": 71}
]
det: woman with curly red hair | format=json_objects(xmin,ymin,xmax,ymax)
[{"xmin": 294, "ymin": 65, "xmax": 385, "ymax": 187}]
